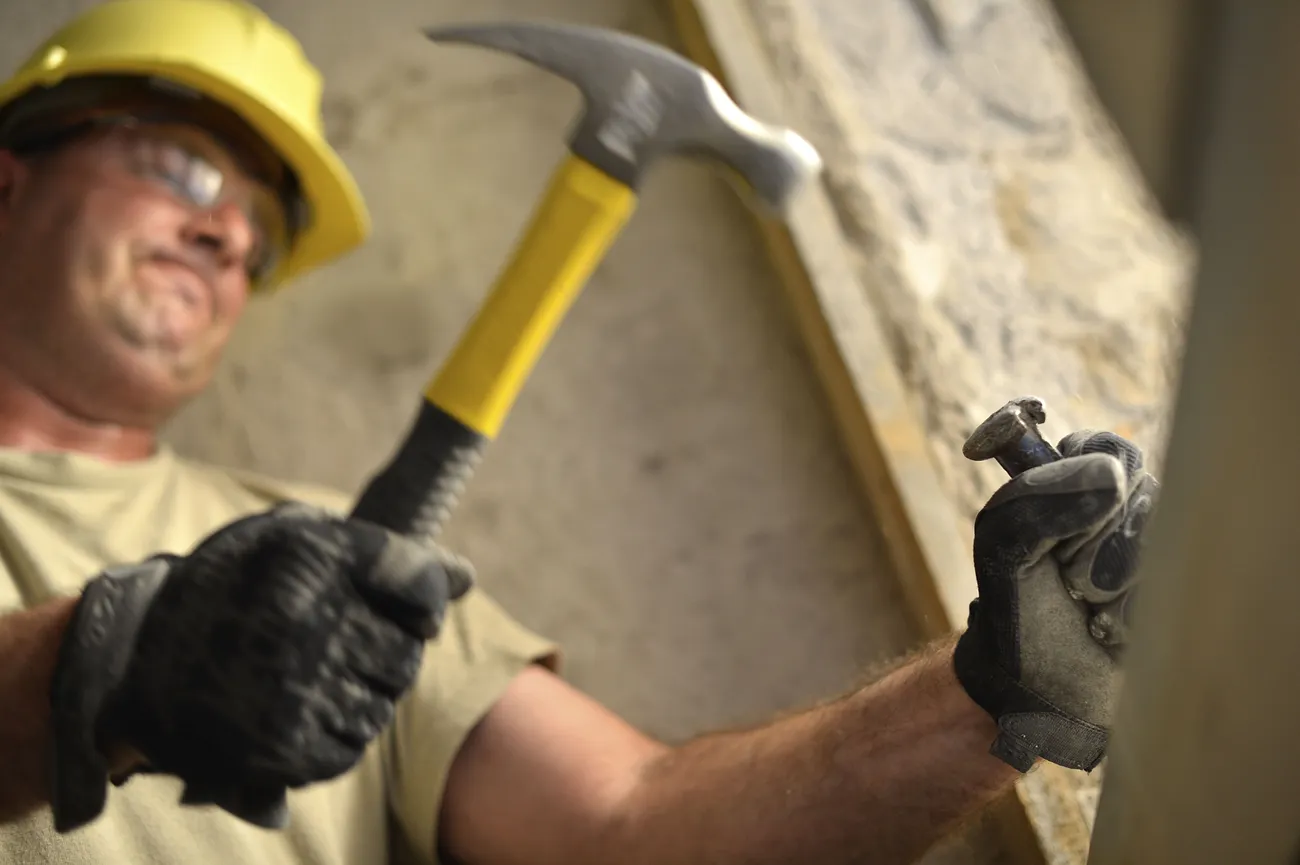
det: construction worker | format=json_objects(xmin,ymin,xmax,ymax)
[{"xmin": 0, "ymin": 2, "xmax": 1157, "ymax": 864}]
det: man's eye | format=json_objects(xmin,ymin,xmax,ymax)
[
  {"xmin": 154, "ymin": 143, "xmax": 191, "ymax": 186},
  {"xmin": 144, "ymin": 143, "xmax": 223, "ymax": 208}
]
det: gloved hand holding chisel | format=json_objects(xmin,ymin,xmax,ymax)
[{"xmin": 955, "ymin": 398, "xmax": 1161, "ymax": 772}]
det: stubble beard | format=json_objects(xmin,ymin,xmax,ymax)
[{"xmin": 103, "ymin": 288, "xmax": 212, "ymax": 389}]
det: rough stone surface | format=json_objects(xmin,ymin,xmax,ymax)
[
  {"xmin": 741, "ymin": 0, "xmax": 1197, "ymax": 851},
  {"xmin": 0, "ymin": 0, "xmax": 1017, "ymax": 861},
  {"xmin": 746, "ymin": 0, "xmax": 1195, "ymax": 520}
]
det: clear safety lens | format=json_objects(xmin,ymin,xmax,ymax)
[{"xmin": 122, "ymin": 129, "xmax": 290, "ymax": 283}]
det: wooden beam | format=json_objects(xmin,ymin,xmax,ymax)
[
  {"xmin": 661, "ymin": 1, "xmax": 1095, "ymax": 862},
  {"xmin": 1088, "ymin": 5, "xmax": 1300, "ymax": 862},
  {"xmin": 662, "ymin": 0, "xmax": 963, "ymax": 635}
]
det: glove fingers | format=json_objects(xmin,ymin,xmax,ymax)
[
  {"xmin": 182, "ymin": 779, "xmax": 290, "ymax": 829},
  {"xmin": 1057, "ymin": 430, "xmax": 1145, "ymax": 480},
  {"xmin": 1084, "ymin": 473, "xmax": 1160, "ymax": 598},
  {"xmin": 1049, "ymin": 431, "xmax": 1157, "ymax": 605},
  {"xmin": 292, "ymin": 673, "xmax": 396, "ymax": 783},
  {"xmin": 287, "ymin": 728, "xmax": 363, "ymax": 785},
  {"xmin": 320, "ymin": 686, "xmax": 396, "ymax": 752},
  {"xmin": 977, "ymin": 452, "xmax": 1128, "ymax": 545},
  {"xmin": 972, "ymin": 453, "xmax": 1127, "ymax": 601},
  {"xmin": 244, "ymin": 687, "xmax": 370, "ymax": 785},
  {"xmin": 442, "ymin": 552, "xmax": 475, "ymax": 600},
  {"xmin": 336, "ymin": 604, "xmax": 425, "ymax": 699},
  {"xmin": 345, "ymin": 522, "xmax": 470, "ymax": 640}
]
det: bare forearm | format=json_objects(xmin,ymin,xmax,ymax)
[
  {"xmin": 610, "ymin": 637, "xmax": 1020, "ymax": 865},
  {"xmin": 0, "ymin": 597, "xmax": 77, "ymax": 824}
]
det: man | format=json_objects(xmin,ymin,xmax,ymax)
[{"xmin": 0, "ymin": 2, "xmax": 1157, "ymax": 864}]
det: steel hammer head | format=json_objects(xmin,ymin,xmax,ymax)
[{"xmin": 424, "ymin": 20, "xmax": 822, "ymax": 213}]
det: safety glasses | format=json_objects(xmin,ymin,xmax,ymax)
[
  {"xmin": 0, "ymin": 77, "xmax": 310, "ymax": 289},
  {"xmin": 10, "ymin": 115, "xmax": 295, "ymax": 285}
]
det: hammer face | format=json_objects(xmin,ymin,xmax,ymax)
[
  {"xmin": 425, "ymin": 20, "xmax": 821, "ymax": 211},
  {"xmin": 695, "ymin": 76, "xmax": 823, "ymax": 214}
]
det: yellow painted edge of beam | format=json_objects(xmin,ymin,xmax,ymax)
[{"xmin": 660, "ymin": 1, "xmax": 1094, "ymax": 863}]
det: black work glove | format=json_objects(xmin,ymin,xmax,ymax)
[
  {"xmin": 47, "ymin": 502, "xmax": 473, "ymax": 834},
  {"xmin": 953, "ymin": 430, "xmax": 1159, "ymax": 773}
]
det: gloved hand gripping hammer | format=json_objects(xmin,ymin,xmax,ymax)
[{"xmin": 348, "ymin": 20, "xmax": 822, "ymax": 537}]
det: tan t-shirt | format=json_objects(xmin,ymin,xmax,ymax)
[{"xmin": 0, "ymin": 445, "xmax": 557, "ymax": 865}]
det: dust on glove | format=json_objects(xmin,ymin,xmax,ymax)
[
  {"xmin": 953, "ymin": 430, "xmax": 1158, "ymax": 772},
  {"xmin": 47, "ymin": 501, "xmax": 473, "ymax": 834}
]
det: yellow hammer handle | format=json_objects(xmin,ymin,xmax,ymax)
[
  {"xmin": 424, "ymin": 155, "xmax": 637, "ymax": 438},
  {"xmin": 351, "ymin": 155, "xmax": 635, "ymax": 538}
]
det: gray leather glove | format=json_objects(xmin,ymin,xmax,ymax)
[
  {"xmin": 953, "ymin": 430, "xmax": 1158, "ymax": 773},
  {"xmin": 47, "ymin": 501, "xmax": 473, "ymax": 834}
]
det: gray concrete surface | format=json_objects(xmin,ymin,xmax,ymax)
[{"xmin": 2, "ymin": 0, "xmax": 1012, "ymax": 862}]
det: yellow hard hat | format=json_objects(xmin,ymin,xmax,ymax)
[{"xmin": 0, "ymin": 0, "xmax": 370, "ymax": 289}]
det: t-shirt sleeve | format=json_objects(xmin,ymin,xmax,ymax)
[{"xmin": 382, "ymin": 587, "xmax": 558, "ymax": 865}]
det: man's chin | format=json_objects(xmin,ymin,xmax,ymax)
[
  {"xmin": 112, "ymin": 310, "xmax": 200, "ymax": 355},
  {"xmin": 100, "ymin": 335, "xmax": 214, "ymax": 412}
]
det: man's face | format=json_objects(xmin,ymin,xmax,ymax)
[{"xmin": 0, "ymin": 122, "xmax": 275, "ymax": 427}]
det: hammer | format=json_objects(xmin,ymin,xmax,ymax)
[{"xmin": 348, "ymin": 21, "xmax": 822, "ymax": 539}]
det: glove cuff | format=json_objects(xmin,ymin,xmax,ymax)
[
  {"xmin": 954, "ymin": 601, "xmax": 1109, "ymax": 773},
  {"xmin": 48, "ymin": 556, "xmax": 172, "ymax": 833}
]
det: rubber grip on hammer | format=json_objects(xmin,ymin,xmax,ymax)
[{"xmin": 350, "ymin": 400, "xmax": 486, "ymax": 539}]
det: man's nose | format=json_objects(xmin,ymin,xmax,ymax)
[{"xmin": 184, "ymin": 202, "xmax": 256, "ymax": 267}]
